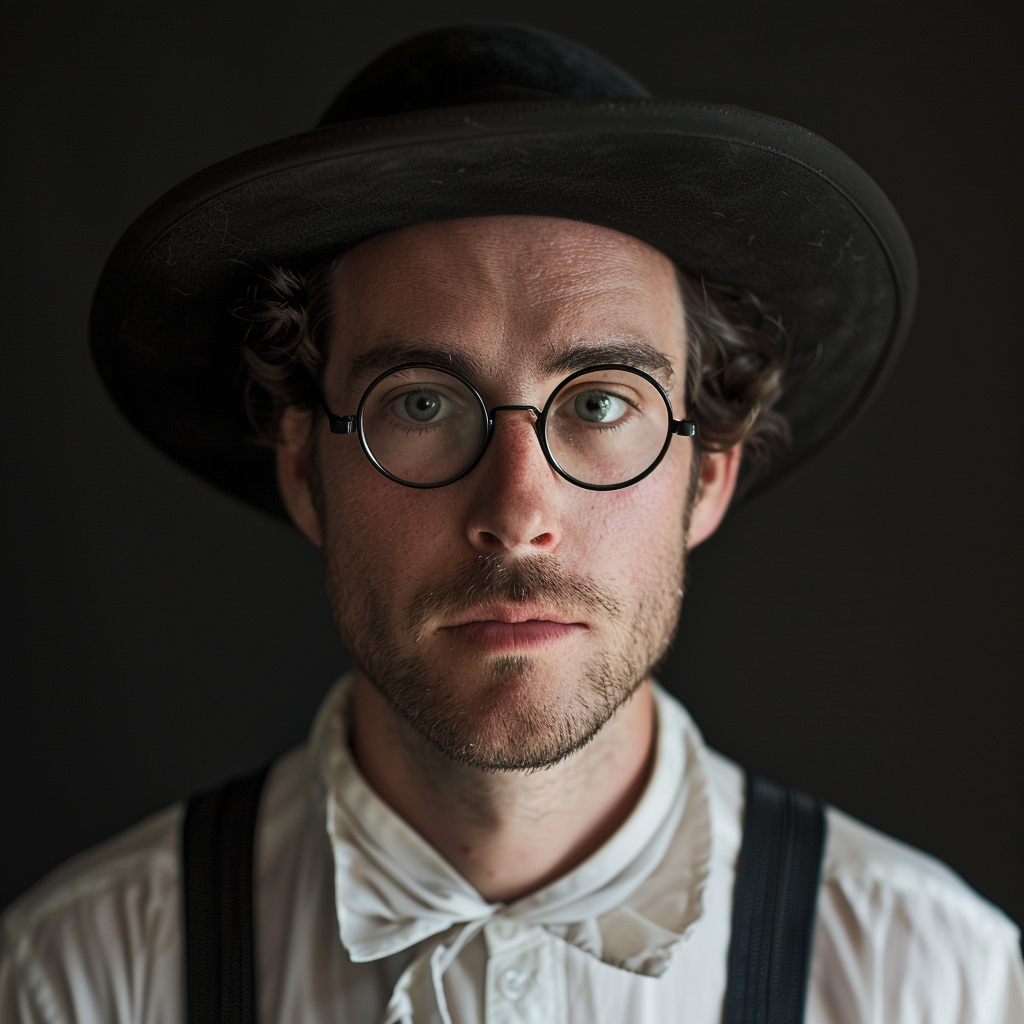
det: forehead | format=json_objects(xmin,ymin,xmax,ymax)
[{"xmin": 324, "ymin": 216, "xmax": 686, "ymax": 394}]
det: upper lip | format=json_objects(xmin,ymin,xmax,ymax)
[{"xmin": 440, "ymin": 603, "xmax": 586, "ymax": 628}]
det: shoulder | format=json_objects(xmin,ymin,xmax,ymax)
[
  {"xmin": 811, "ymin": 805, "xmax": 1024, "ymax": 1023},
  {"xmin": 695, "ymin": 741, "xmax": 1019, "ymax": 948},
  {"xmin": 0, "ymin": 747, "xmax": 317, "ymax": 1024},
  {"xmin": 692, "ymin": 733, "xmax": 1024, "ymax": 1023},
  {"xmin": 0, "ymin": 803, "xmax": 184, "ymax": 1024},
  {"xmin": 2, "ymin": 801, "xmax": 184, "ymax": 944},
  {"xmin": 822, "ymin": 804, "xmax": 1017, "ymax": 939}
]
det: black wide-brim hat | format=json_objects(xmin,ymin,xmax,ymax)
[{"xmin": 91, "ymin": 24, "xmax": 916, "ymax": 519}]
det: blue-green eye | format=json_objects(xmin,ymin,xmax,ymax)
[
  {"xmin": 399, "ymin": 389, "xmax": 449, "ymax": 423},
  {"xmin": 573, "ymin": 390, "xmax": 628, "ymax": 424}
]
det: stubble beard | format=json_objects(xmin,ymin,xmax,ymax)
[
  {"xmin": 312, "ymin": 444, "xmax": 692, "ymax": 773},
  {"xmin": 324, "ymin": 550, "xmax": 682, "ymax": 770}
]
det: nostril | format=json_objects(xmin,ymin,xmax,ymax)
[{"xmin": 531, "ymin": 532, "xmax": 553, "ymax": 546}]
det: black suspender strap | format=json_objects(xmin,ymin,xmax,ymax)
[
  {"xmin": 182, "ymin": 765, "xmax": 270, "ymax": 1024},
  {"xmin": 724, "ymin": 773, "xmax": 828, "ymax": 1024}
]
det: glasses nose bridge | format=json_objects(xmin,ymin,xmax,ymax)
[
  {"xmin": 489, "ymin": 403, "xmax": 542, "ymax": 422},
  {"xmin": 485, "ymin": 403, "xmax": 545, "ymax": 450}
]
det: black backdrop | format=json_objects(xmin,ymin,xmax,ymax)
[{"xmin": 3, "ymin": 0, "xmax": 1022, "ymax": 932}]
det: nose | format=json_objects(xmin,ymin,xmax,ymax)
[{"xmin": 464, "ymin": 408, "xmax": 564, "ymax": 556}]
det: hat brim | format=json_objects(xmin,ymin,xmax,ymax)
[{"xmin": 91, "ymin": 99, "xmax": 916, "ymax": 519}]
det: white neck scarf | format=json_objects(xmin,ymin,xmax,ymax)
[{"xmin": 310, "ymin": 677, "xmax": 713, "ymax": 1024}]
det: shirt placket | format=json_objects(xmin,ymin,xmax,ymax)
[{"xmin": 482, "ymin": 920, "xmax": 567, "ymax": 1024}]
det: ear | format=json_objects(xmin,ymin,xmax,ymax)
[
  {"xmin": 276, "ymin": 407, "xmax": 323, "ymax": 548},
  {"xmin": 686, "ymin": 445, "xmax": 742, "ymax": 550}
]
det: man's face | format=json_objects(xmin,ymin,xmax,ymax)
[{"xmin": 293, "ymin": 216, "xmax": 712, "ymax": 769}]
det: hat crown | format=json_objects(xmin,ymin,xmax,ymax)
[{"xmin": 319, "ymin": 25, "xmax": 650, "ymax": 126}]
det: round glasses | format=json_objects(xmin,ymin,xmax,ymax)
[{"xmin": 320, "ymin": 363, "xmax": 697, "ymax": 491}]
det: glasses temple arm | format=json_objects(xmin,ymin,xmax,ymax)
[
  {"xmin": 671, "ymin": 419, "xmax": 697, "ymax": 437},
  {"xmin": 319, "ymin": 397, "xmax": 357, "ymax": 435}
]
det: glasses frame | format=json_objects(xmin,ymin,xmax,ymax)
[{"xmin": 320, "ymin": 361, "xmax": 697, "ymax": 491}]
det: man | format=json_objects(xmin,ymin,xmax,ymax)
[{"xmin": 2, "ymin": 24, "xmax": 1022, "ymax": 1024}]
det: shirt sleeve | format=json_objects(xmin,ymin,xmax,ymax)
[
  {"xmin": 0, "ymin": 942, "xmax": 57, "ymax": 1024},
  {"xmin": 0, "ymin": 806, "xmax": 185, "ymax": 1024},
  {"xmin": 808, "ymin": 808, "xmax": 1024, "ymax": 1024}
]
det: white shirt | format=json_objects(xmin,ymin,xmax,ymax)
[{"xmin": 2, "ymin": 676, "xmax": 1022, "ymax": 1024}]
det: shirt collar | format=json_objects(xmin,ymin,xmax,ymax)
[{"xmin": 310, "ymin": 673, "xmax": 713, "ymax": 978}]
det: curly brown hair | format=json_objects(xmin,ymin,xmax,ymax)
[{"xmin": 237, "ymin": 255, "xmax": 790, "ymax": 496}]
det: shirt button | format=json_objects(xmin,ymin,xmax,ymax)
[{"xmin": 497, "ymin": 968, "xmax": 530, "ymax": 1001}]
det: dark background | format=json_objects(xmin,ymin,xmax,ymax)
[{"xmin": 3, "ymin": 0, "xmax": 1021, "ymax": 931}]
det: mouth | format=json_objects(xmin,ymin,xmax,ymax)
[{"xmin": 439, "ymin": 604, "xmax": 588, "ymax": 652}]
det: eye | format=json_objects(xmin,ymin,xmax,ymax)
[
  {"xmin": 395, "ymin": 388, "xmax": 451, "ymax": 424},
  {"xmin": 572, "ymin": 389, "xmax": 629, "ymax": 424}
]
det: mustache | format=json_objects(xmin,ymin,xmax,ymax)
[{"xmin": 408, "ymin": 554, "xmax": 621, "ymax": 631}]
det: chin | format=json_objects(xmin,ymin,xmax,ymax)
[
  {"xmin": 420, "ymin": 651, "xmax": 558, "ymax": 712},
  {"xmin": 389, "ymin": 650, "xmax": 642, "ymax": 771}
]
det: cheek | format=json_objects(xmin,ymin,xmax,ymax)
[
  {"xmin": 319, "ymin": 453, "xmax": 462, "ymax": 588},
  {"xmin": 567, "ymin": 445, "xmax": 690, "ymax": 588}
]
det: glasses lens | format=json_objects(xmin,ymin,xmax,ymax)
[
  {"xmin": 544, "ymin": 369, "xmax": 671, "ymax": 486},
  {"xmin": 359, "ymin": 367, "xmax": 487, "ymax": 485}
]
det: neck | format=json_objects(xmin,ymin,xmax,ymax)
[{"xmin": 350, "ymin": 672, "xmax": 656, "ymax": 903}]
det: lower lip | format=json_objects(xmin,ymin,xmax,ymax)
[{"xmin": 442, "ymin": 620, "xmax": 586, "ymax": 651}]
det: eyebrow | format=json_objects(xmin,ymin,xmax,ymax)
[
  {"xmin": 347, "ymin": 341, "xmax": 485, "ymax": 390},
  {"xmin": 344, "ymin": 335, "xmax": 676, "ymax": 393},
  {"xmin": 542, "ymin": 338, "xmax": 676, "ymax": 384}
]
